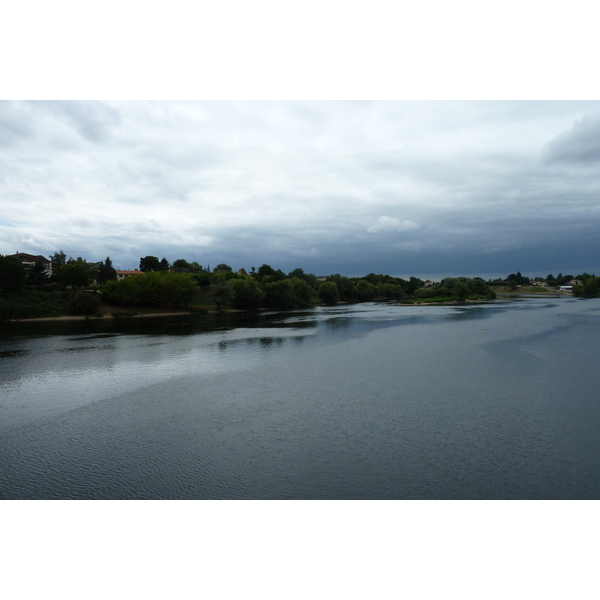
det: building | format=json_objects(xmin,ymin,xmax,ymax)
[
  {"xmin": 8, "ymin": 252, "xmax": 52, "ymax": 277},
  {"xmin": 116, "ymin": 270, "xmax": 144, "ymax": 280}
]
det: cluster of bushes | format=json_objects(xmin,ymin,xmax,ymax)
[
  {"xmin": 208, "ymin": 270, "xmax": 414, "ymax": 309},
  {"xmin": 67, "ymin": 292, "xmax": 101, "ymax": 315},
  {"xmin": 96, "ymin": 266, "xmax": 499, "ymax": 311},
  {"xmin": 573, "ymin": 277, "xmax": 600, "ymax": 298},
  {"xmin": 0, "ymin": 290, "xmax": 102, "ymax": 320},
  {"xmin": 413, "ymin": 277, "xmax": 496, "ymax": 302},
  {"xmin": 490, "ymin": 272, "xmax": 599, "ymax": 292},
  {"xmin": 101, "ymin": 272, "xmax": 197, "ymax": 308}
]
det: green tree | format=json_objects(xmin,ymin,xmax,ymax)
[
  {"xmin": 355, "ymin": 280, "xmax": 377, "ymax": 302},
  {"xmin": 98, "ymin": 257, "xmax": 117, "ymax": 284},
  {"xmin": 50, "ymin": 250, "xmax": 67, "ymax": 270},
  {"xmin": 453, "ymin": 281, "xmax": 470, "ymax": 301},
  {"xmin": 192, "ymin": 272, "xmax": 211, "ymax": 287},
  {"xmin": 257, "ymin": 264, "xmax": 285, "ymax": 282},
  {"xmin": 289, "ymin": 277, "xmax": 313, "ymax": 307},
  {"xmin": 101, "ymin": 272, "xmax": 196, "ymax": 308},
  {"xmin": 57, "ymin": 263, "xmax": 91, "ymax": 290},
  {"xmin": 214, "ymin": 263, "xmax": 232, "ymax": 272},
  {"xmin": 329, "ymin": 274, "xmax": 357, "ymax": 302},
  {"xmin": 68, "ymin": 292, "xmax": 101, "ymax": 315},
  {"xmin": 188, "ymin": 262, "xmax": 204, "ymax": 273},
  {"xmin": 159, "ymin": 257, "xmax": 170, "ymax": 271},
  {"xmin": 582, "ymin": 277, "xmax": 599, "ymax": 298},
  {"xmin": 140, "ymin": 256, "xmax": 161, "ymax": 272},
  {"xmin": 382, "ymin": 283, "xmax": 406, "ymax": 301},
  {"xmin": 0, "ymin": 255, "xmax": 26, "ymax": 291},
  {"xmin": 210, "ymin": 277, "xmax": 234, "ymax": 310},
  {"xmin": 231, "ymin": 278, "xmax": 265, "ymax": 309},
  {"xmin": 257, "ymin": 264, "xmax": 276, "ymax": 278},
  {"xmin": 404, "ymin": 276, "xmax": 424, "ymax": 295},
  {"xmin": 263, "ymin": 279, "xmax": 296, "ymax": 309},
  {"xmin": 27, "ymin": 260, "xmax": 50, "ymax": 286},
  {"xmin": 318, "ymin": 281, "xmax": 339, "ymax": 304},
  {"xmin": 288, "ymin": 268, "xmax": 307, "ymax": 281},
  {"xmin": 173, "ymin": 259, "xmax": 191, "ymax": 270}
]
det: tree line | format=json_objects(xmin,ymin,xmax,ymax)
[
  {"xmin": 3, "ymin": 251, "xmax": 600, "ymax": 319},
  {"xmin": 489, "ymin": 271, "xmax": 600, "ymax": 297}
]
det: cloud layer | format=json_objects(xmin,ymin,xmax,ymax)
[{"xmin": 2, "ymin": 100, "xmax": 599, "ymax": 278}]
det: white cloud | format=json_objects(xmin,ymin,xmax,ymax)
[
  {"xmin": 20, "ymin": 237, "xmax": 42, "ymax": 248},
  {"xmin": 367, "ymin": 216, "xmax": 420, "ymax": 233},
  {"xmin": 2, "ymin": 101, "xmax": 600, "ymax": 275}
]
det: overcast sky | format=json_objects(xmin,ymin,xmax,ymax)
[{"xmin": 2, "ymin": 100, "xmax": 599, "ymax": 279}]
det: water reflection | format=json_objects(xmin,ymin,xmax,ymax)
[{"xmin": 2, "ymin": 298, "xmax": 600, "ymax": 498}]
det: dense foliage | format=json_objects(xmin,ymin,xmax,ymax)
[
  {"xmin": 102, "ymin": 272, "xmax": 197, "ymax": 307},
  {"xmin": 0, "ymin": 290, "xmax": 73, "ymax": 319},
  {"xmin": 67, "ymin": 292, "xmax": 101, "ymax": 315},
  {"xmin": 412, "ymin": 277, "xmax": 496, "ymax": 301},
  {"xmin": 573, "ymin": 277, "xmax": 600, "ymax": 298},
  {"xmin": 0, "ymin": 255, "xmax": 26, "ymax": 291},
  {"xmin": 5, "ymin": 249, "xmax": 599, "ymax": 321}
]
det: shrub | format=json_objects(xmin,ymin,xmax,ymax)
[
  {"xmin": 231, "ymin": 278, "xmax": 265, "ymax": 309},
  {"xmin": 318, "ymin": 281, "xmax": 339, "ymax": 304},
  {"xmin": 355, "ymin": 280, "xmax": 377, "ymax": 302},
  {"xmin": 68, "ymin": 292, "xmax": 101, "ymax": 315},
  {"xmin": 102, "ymin": 272, "xmax": 196, "ymax": 307},
  {"xmin": 263, "ymin": 280, "xmax": 296, "ymax": 309}
]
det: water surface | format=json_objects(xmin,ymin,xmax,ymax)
[{"xmin": 1, "ymin": 297, "xmax": 599, "ymax": 499}]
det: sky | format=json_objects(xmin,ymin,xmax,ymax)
[
  {"xmin": 2, "ymin": 100, "xmax": 599, "ymax": 279},
  {"xmin": 3, "ymin": 2, "xmax": 599, "ymax": 592}
]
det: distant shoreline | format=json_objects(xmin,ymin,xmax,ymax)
[{"xmin": 4, "ymin": 290, "xmax": 576, "ymax": 323}]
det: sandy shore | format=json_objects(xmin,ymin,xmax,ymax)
[
  {"xmin": 9, "ymin": 307, "xmax": 261, "ymax": 323},
  {"xmin": 14, "ymin": 312, "xmax": 192, "ymax": 323}
]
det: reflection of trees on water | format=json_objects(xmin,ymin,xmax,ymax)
[
  {"xmin": 259, "ymin": 337, "xmax": 284, "ymax": 347},
  {"xmin": 324, "ymin": 317, "xmax": 351, "ymax": 331}
]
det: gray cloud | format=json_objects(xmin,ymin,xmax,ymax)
[
  {"xmin": 543, "ymin": 113, "xmax": 600, "ymax": 163},
  {"xmin": 1, "ymin": 101, "xmax": 600, "ymax": 278},
  {"xmin": 37, "ymin": 101, "xmax": 122, "ymax": 143},
  {"xmin": 367, "ymin": 216, "xmax": 419, "ymax": 233}
]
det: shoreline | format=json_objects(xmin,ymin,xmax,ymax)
[
  {"xmin": 5, "ymin": 306, "xmax": 267, "ymax": 323},
  {"xmin": 4, "ymin": 292, "xmax": 575, "ymax": 323}
]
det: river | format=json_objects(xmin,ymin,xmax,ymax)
[{"xmin": 1, "ymin": 296, "xmax": 599, "ymax": 499}]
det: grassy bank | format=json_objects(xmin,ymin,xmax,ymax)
[
  {"xmin": 0, "ymin": 290, "xmax": 72, "ymax": 319},
  {"xmin": 492, "ymin": 285, "xmax": 558, "ymax": 294},
  {"xmin": 401, "ymin": 294, "xmax": 494, "ymax": 304}
]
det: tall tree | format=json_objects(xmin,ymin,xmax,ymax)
[
  {"xmin": 318, "ymin": 281, "xmax": 339, "ymax": 304},
  {"xmin": 98, "ymin": 257, "xmax": 117, "ymax": 283},
  {"xmin": 231, "ymin": 278, "xmax": 265, "ymax": 309},
  {"xmin": 210, "ymin": 277, "xmax": 234, "ymax": 310},
  {"xmin": 0, "ymin": 255, "xmax": 26, "ymax": 291},
  {"xmin": 57, "ymin": 263, "xmax": 91, "ymax": 290},
  {"xmin": 140, "ymin": 256, "xmax": 161, "ymax": 272},
  {"xmin": 27, "ymin": 261, "xmax": 50, "ymax": 286},
  {"xmin": 50, "ymin": 250, "xmax": 67, "ymax": 269},
  {"xmin": 173, "ymin": 259, "xmax": 191, "ymax": 270},
  {"xmin": 214, "ymin": 263, "xmax": 232, "ymax": 272}
]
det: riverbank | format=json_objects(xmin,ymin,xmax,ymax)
[
  {"xmin": 492, "ymin": 285, "xmax": 567, "ymax": 295},
  {"xmin": 398, "ymin": 299, "xmax": 494, "ymax": 306}
]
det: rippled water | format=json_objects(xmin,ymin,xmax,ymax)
[{"xmin": 1, "ymin": 297, "xmax": 600, "ymax": 499}]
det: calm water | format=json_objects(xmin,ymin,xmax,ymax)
[{"xmin": 1, "ymin": 297, "xmax": 599, "ymax": 499}]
